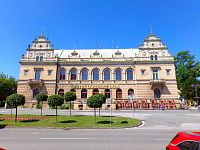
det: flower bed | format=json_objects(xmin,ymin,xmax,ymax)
[{"xmin": 0, "ymin": 116, "xmax": 49, "ymax": 121}]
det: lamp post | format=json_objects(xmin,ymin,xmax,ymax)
[{"xmin": 110, "ymin": 89, "xmax": 112, "ymax": 126}]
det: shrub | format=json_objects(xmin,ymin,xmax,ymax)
[
  {"xmin": 47, "ymin": 94, "xmax": 64, "ymax": 122},
  {"xmin": 6, "ymin": 94, "xmax": 25, "ymax": 122},
  {"xmin": 64, "ymin": 92, "xmax": 76, "ymax": 116},
  {"xmin": 35, "ymin": 92, "xmax": 48, "ymax": 116}
]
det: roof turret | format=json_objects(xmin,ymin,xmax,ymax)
[{"xmin": 28, "ymin": 34, "xmax": 54, "ymax": 51}]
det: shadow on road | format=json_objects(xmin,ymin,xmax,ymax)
[{"xmin": 0, "ymin": 124, "xmax": 7, "ymax": 129}]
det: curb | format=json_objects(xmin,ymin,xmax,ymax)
[{"xmin": 137, "ymin": 120, "xmax": 145, "ymax": 128}]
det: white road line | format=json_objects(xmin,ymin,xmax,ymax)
[
  {"xmin": 153, "ymin": 139, "xmax": 171, "ymax": 141},
  {"xmin": 185, "ymin": 114, "xmax": 200, "ymax": 117},
  {"xmin": 40, "ymin": 138, "xmax": 91, "ymax": 140},
  {"xmin": 32, "ymin": 132, "xmax": 40, "ymax": 134}
]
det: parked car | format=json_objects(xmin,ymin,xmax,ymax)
[{"xmin": 166, "ymin": 131, "xmax": 200, "ymax": 150}]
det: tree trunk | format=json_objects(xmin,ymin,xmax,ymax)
[
  {"xmin": 70, "ymin": 101, "xmax": 71, "ymax": 116},
  {"xmin": 56, "ymin": 106, "xmax": 58, "ymax": 123},
  {"xmin": 94, "ymin": 108, "xmax": 96, "ymax": 124},
  {"xmin": 11, "ymin": 109, "xmax": 12, "ymax": 118},
  {"xmin": 41, "ymin": 101, "xmax": 43, "ymax": 116},
  {"xmin": 15, "ymin": 106, "xmax": 17, "ymax": 122}
]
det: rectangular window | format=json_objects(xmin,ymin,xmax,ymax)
[
  {"xmin": 141, "ymin": 69, "xmax": 145, "ymax": 75},
  {"xmin": 35, "ymin": 70, "xmax": 41, "ymax": 80},
  {"xmin": 24, "ymin": 70, "xmax": 29, "ymax": 76},
  {"xmin": 152, "ymin": 69, "xmax": 159, "ymax": 80},
  {"xmin": 166, "ymin": 69, "xmax": 171, "ymax": 75},
  {"xmin": 48, "ymin": 70, "xmax": 53, "ymax": 76}
]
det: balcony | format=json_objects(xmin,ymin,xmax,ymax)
[
  {"xmin": 27, "ymin": 79, "xmax": 43, "ymax": 86},
  {"xmin": 149, "ymin": 79, "xmax": 165, "ymax": 85}
]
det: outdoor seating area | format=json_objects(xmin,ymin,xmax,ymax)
[{"xmin": 115, "ymin": 99, "xmax": 179, "ymax": 110}]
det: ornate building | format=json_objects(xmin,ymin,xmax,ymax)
[{"xmin": 17, "ymin": 32, "xmax": 179, "ymax": 109}]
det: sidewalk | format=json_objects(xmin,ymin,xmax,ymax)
[{"xmin": 188, "ymin": 106, "xmax": 199, "ymax": 111}]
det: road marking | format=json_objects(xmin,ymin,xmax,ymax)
[
  {"xmin": 153, "ymin": 139, "xmax": 171, "ymax": 141},
  {"xmin": 32, "ymin": 132, "xmax": 40, "ymax": 134},
  {"xmin": 40, "ymin": 138, "xmax": 91, "ymax": 140},
  {"xmin": 185, "ymin": 114, "xmax": 200, "ymax": 117},
  {"xmin": 181, "ymin": 123, "xmax": 200, "ymax": 130}
]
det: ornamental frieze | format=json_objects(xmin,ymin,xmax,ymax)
[{"xmin": 73, "ymin": 84, "xmax": 117, "ymax": 89}]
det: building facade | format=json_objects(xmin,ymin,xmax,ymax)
[{"xmin": 17, "ymin": 33, "xmax": 179, "ymax": 109}]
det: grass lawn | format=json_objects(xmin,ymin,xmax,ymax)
[{"xmin": 0, "ymin": 114, "xmax": 141, "ymax": 129}]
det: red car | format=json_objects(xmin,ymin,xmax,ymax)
[
  {"xmin": 0, "ymin": 147, "xmax": 5, "ymax": 150},
  {"xmin": 166, "ymin": 131, "xmax": 200, "ymax": 150}
]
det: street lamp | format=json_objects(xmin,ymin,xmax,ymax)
[{"xmin": 110, "ymin": 89, "xmax": 112, "ymax": 126}]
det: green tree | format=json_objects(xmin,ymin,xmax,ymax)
[
  {"xmin": 0, "ymin": 72, "xmax": 7, "ymax": 78},
  {"xmin": 175, "ymin": 51, "xmax": 200, "ymax": 101},
  {"xmin": 35, "ymin": 92, "xmax": 48, "ymax": 116},
  {"xmin": 6, "ymin": 94, "xmax": 25, "ymax": 122},
  {"xmin": 87, "ymin": 95, "xmax": 104, "ymax": 124},
  {"xmin": 47, "ymin": 94, "xmax": 64, "ymax": 122},
  {"xmin": 95, "ymin": 94, "xmax": 106, "ymax": 116},
  {"xmin": 64, "ymin": 92, "xmax": 76, "ymax": 116},
  {"xmin": 0, "ymin": 73, "xmax": 17, "ymax": 107}
]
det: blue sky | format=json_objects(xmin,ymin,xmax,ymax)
[{"xmin": 0, "ymin": 0, "xmax": 200, "ymax": 79}]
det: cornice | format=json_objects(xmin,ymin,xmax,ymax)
[
  {"xmin": 19, "ymin": 61, "xmax": 57, "ymax": 65},
  {"xmin": 139, "ymin": 47, "xmax": 167, "ymax": 50}
]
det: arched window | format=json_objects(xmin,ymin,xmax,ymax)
[
  {"xmin": 40, "ymin": 56, "xmax": 43, "ymax": 61},
  {"xmin": 36, "ymin": 56, "xmax": 40, "ymax": 62},
  {"xmin": 126, "ymin": 69, "xmax": 133, "ymax": 80},
  {"xmin": 33, "ymin": 88, "xmax": 40, "ymax": 98},
  {"xmin": 128, "ymin": 89, "xmax": 134, "ymax": 95},
  {"xmin": 155, "ymin": 55, "xmax": 158, "ymax": 60},
  {"xmin": 70, "ymin": 69, "xmax": 77, "ymax": 80},
  {"xmin": 81, "ymin": 69, "xmax": 88, "ymax": 80},
  {"xmin": 154, "ymin": 88, "xmax": 161, "ymax": 99},
  {"xmin": 116, "ymin": 89, "xmax": 122, "ymax": 99},
  {"xmin": 59, "ymin": 69, "xmax": 66, "ymax": 80},
  {"xmin": 58, "ymin": 89, "xmax": 64, "ymax": 96},
  {"xmin": 92, "ymin": 69, "xmax": 99, "ymax": 80},
  {"xmin": 105, "ymin": 89, "xmax": 110, "ymax": 98},
  {"xmin": 150, "ymin": 55, "xmax": 154, "ymax": 60},
  {"xmin": 115, "ymin": 69, "xmax": 122, "ymax": 81},
  {"xmin": 128, "ymin": 89, "xmax": 134, "ymax": 101},
  {"xmin": 81, "ymin": 89, "xmax": 87, "ymax": 98},
  {"xmin": 104, "ymin": 69, "xmax": 110, "ymax": 80},
  {"xmin": 93, "ymin": 89, "xmax": 99, "ymax": 95}
]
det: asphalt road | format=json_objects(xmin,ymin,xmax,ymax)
[
  {"xmin": 0, "ymin": 128, "xmax": 178, "ymax": 150},
  {"xmin": 0, "ymin": 109, "xmax": 199, "ymax": 150}
]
